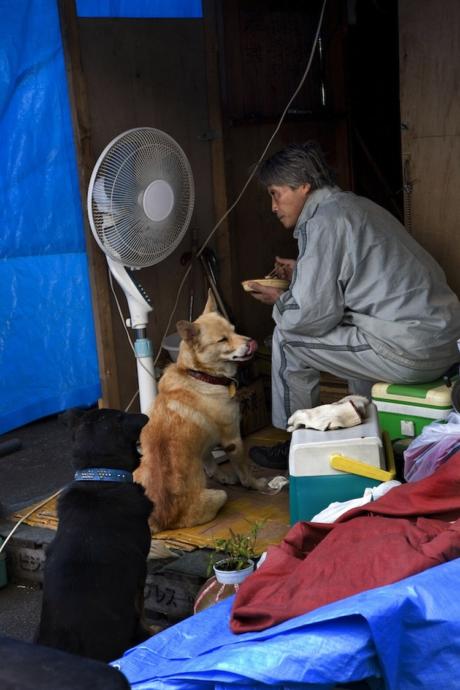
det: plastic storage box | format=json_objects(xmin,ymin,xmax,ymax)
[
  {"xmin": 372, "ymin": 380, "xmax": 453, "ymax": 441},
  {"xmin": 289, "ymin": 403, "xmax": 389, "ymax": 523}
]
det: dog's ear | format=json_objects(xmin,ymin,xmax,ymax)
[
  {"xmin": 122, "ymin": 413, "xmax": 149, "ymax": 441},
  {"xmin": 177, "ymin": 320, "xmax": 200, "ymax": 342},
  {"xmin": 202, "ymin": 289, "xmax": 218, "ymax": 315},
  {"xmin": 59, "ymin": 408, "xmax": 87, "ymax": 430}
]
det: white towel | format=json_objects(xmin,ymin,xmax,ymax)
[
  {"xmin": 287, "ymin": 395, "xmax": 369, "ymax": 432},
  {"xmin": 310, "ymin": 480, "xmax": 401, "ymax": 523}
]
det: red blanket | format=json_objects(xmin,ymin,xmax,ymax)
[{"xmin": 231, "ymin": 451, "xmax": 460, "ymax": 633}]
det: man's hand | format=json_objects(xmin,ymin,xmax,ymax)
[
  {"xmin": 247, "ymin": 283, "xmax": 284, "ymax": 305},
  {"xmin": 273, "ymin": 256, "xmax": 296, "ymax": 281}
]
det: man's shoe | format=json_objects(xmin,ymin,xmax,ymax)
[{"xmin": 249, "ymin": 439, "xmax": 290, "ymax": 469}]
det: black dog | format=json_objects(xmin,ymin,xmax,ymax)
[{"xmin": 36, "ymin": 408, "xmax": 153, "ymax": 662}]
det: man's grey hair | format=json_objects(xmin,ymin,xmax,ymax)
[{"xmin": 257, "ymin": 141, "xmax": 335, "ymax": 190}]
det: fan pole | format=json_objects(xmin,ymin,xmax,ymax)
[
  {"xmin": 134, "ymin": 330, "xmax": 157, "ymax": 414},
  {"xmin": 107, "ymin": 258, "xmax": 157, "ymax": 413}
]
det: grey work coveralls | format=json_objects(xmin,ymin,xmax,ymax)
[{"xmin": 271, "ymin": 187, "xmax": 460, "ymax": 429}]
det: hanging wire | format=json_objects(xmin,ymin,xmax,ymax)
[
  {"xmin": 151, "ymin": 0, "xmax": 328, "ymax": 366},
  {"xmin": 0, "ymin": 488, "xmax": 64, "ymax": 555},
  {"xmin": 107, "ymin": 0, "xmax": 328, "ymax": 398}
]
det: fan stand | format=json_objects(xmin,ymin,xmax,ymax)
[{"xmin": 107, "ymin": 257, "xmax": 157, "ymax": 413}]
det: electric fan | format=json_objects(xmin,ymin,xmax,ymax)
[{"xmin": 87, "ymin": 127, "xmax": 195, "ymax": 413}]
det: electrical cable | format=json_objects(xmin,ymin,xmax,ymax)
[
  {"xmin": 0, "ymin": 488, "xmax": 64, "ymax": 555},
  {"xmin": 111, "ymin": 0, "xmax": 328, "ymax": 398},
  {"xmin": 150, "ymin": 0, "xmax": 327, "ymax": 365}
]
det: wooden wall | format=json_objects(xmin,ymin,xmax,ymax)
[
  {"xmin": 399, "ymin": 0, "xmax": 460, "ymax": 298},
  {"xmin": 60, "ymin": 0, "xmax": 352, "ymax": 407}
]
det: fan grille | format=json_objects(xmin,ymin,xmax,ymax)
[{"xmin": 88, "ymin": 128, "xmax": 195, "ymax": 268}]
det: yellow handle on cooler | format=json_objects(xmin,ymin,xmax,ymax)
[
  {"xmin": 329, "ymin": 455, "xmax": 396, "ymax": 482},
  {"xmin": 330, "ymin": 433, "xmax": 396, "ymax": 481}
]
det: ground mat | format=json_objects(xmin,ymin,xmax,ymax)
[
  {"xmin": 10, "ymin": 483, "xmax": 289, "ymax": 553},
  {"xmin": 9, "ymin": 429, "xmax": 291, "ymax": 552}
]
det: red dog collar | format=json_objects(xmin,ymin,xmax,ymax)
[{"xmin": 187, "ymin": 369, "xmax": 238, "ymax": 393}]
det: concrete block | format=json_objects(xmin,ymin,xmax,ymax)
[
  {"xmin": 144, "ymin": 550, "xmax": 211, "ymax": 622},
  {"xmin": 0, "ymin": 522, "xmax": 55, "ymax": 586}
]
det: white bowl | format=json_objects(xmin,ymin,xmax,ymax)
[
  {"xmin": 162, "ymin": 332, "xmax": 181, "ymax": 362},
  {"xmin": 241, "ymin": 278, "xmax": 289, "ymax": 292}
]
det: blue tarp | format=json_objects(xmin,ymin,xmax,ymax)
[
  {"xmin": 0, "ymin": 0, "xmax": 101, "ymax": 434},
  {"xmin": 76, "ymin": 0, "xmax": 202, "ymax": 18},
  {"xmin": 113, "ymin": 558, "xmax": 460, "ymax": 689}
]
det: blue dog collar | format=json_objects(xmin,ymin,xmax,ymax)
[{"xmin": 74, "ymin": 468, "xmax": 133, "ymax": 482}]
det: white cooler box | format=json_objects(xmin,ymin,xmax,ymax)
[{"xmin": 289, "ymin": 403, "xmax": 386, "ymax": 523}]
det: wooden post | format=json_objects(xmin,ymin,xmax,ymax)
[
  {"xmin": 57, "ymin": 0, "xmax": 121, "ymax": 408},
  {"xmin": 202, "ymin": 0, "xmax": 236, "ymax": 312}
]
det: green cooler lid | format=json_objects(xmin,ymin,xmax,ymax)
[{"xmin": 372, "ymin": 379, "xmax": 453, "ymax": 408}]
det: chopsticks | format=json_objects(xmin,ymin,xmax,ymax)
[{"xmin": 264, "ymin": 267, "xmax": 279, "ymax": 279}]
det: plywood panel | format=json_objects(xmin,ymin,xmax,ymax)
[
  {"xmin": 399, "ymin": 0, "xmax": 460, "ymax": 137},
  {"xmin": 400, "ymin": 0, "xmax": 460, "ymax": 298},
  {"xmin": 219, "ymin": 0, "xmax": 347, "ymax": 124},
  {"xmin": 220, "ymin": 0, "xmax": 325, "ymax": 121},
  {"xmin": 402, "ymin": 136, "xmax": 460, "ymax": 296}
]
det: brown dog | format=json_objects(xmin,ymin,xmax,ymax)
[{"xmin": 135, "ymin": 291, "xmax": 267, "ymax": 531}]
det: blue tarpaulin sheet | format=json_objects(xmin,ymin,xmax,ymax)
[
  {"xmin": 113, "ymin": 558, "xmax": 460, "ymax": 689},
  {"xmin": 0, "ymin": 0, "xmax": 101, "ymax": 434},
  {"xmin": 76, "ymin": 1, "xmax": 202, "ymax": 18}
]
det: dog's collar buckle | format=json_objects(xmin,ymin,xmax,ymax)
[
  {"xmin": 228, "ymin": 382, "xmax": 237, "ymax": 397},
  {"xmin": 187, "ymin": 369, "xmax": 238, "ymax": 396},
  {"xmin": 74, "ymin": 468, "xmax": 133, "ymax": 482}
]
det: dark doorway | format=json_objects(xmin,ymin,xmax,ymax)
[{"xmin": 347, "ymin": 0, "xmax": 403, "ymax": 220}]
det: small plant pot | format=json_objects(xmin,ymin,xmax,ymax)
[
  {"xmin": 193, "ymin": 558, "xmax": 255, "ymax": 614},
  {"xmin": 213, "ymin": 558, "xmax": 254, "ymax": 585}
]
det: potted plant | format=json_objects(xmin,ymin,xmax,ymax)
[
  {"xmin": 194, "ymin": 521, "xmax": 265, "ymax": 614},
  {"xmin": 209, "ymin": 520, "xmax": 266, "ymax": 580}
]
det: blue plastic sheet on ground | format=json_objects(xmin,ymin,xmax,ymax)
[
  {"xmin": 0, "ymin": 0, "xmax": 100, "ymax": 434},
  {"xmin": 113, "ymin": 558, "xmax": 460, "ymax": 690},
  {"xmin": 76, "ymin": 0, "xmax": 202, "ymax": 18}
]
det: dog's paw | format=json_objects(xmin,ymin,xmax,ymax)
[
  {"xmin": 252, "ymin": 476, "xmax": 270, "ymax": 491},
  {"xmin": 214, "ymin": 465, "xmax": 239, "ymax": 485}
]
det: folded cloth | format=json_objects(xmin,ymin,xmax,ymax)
[
  {"xmin": 230, "ymin": 451, "xmax": 460, "ymax": 634},
  {"xmin": 287, "ymin": 395, "xmax": 369, "ymax": 432}
]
